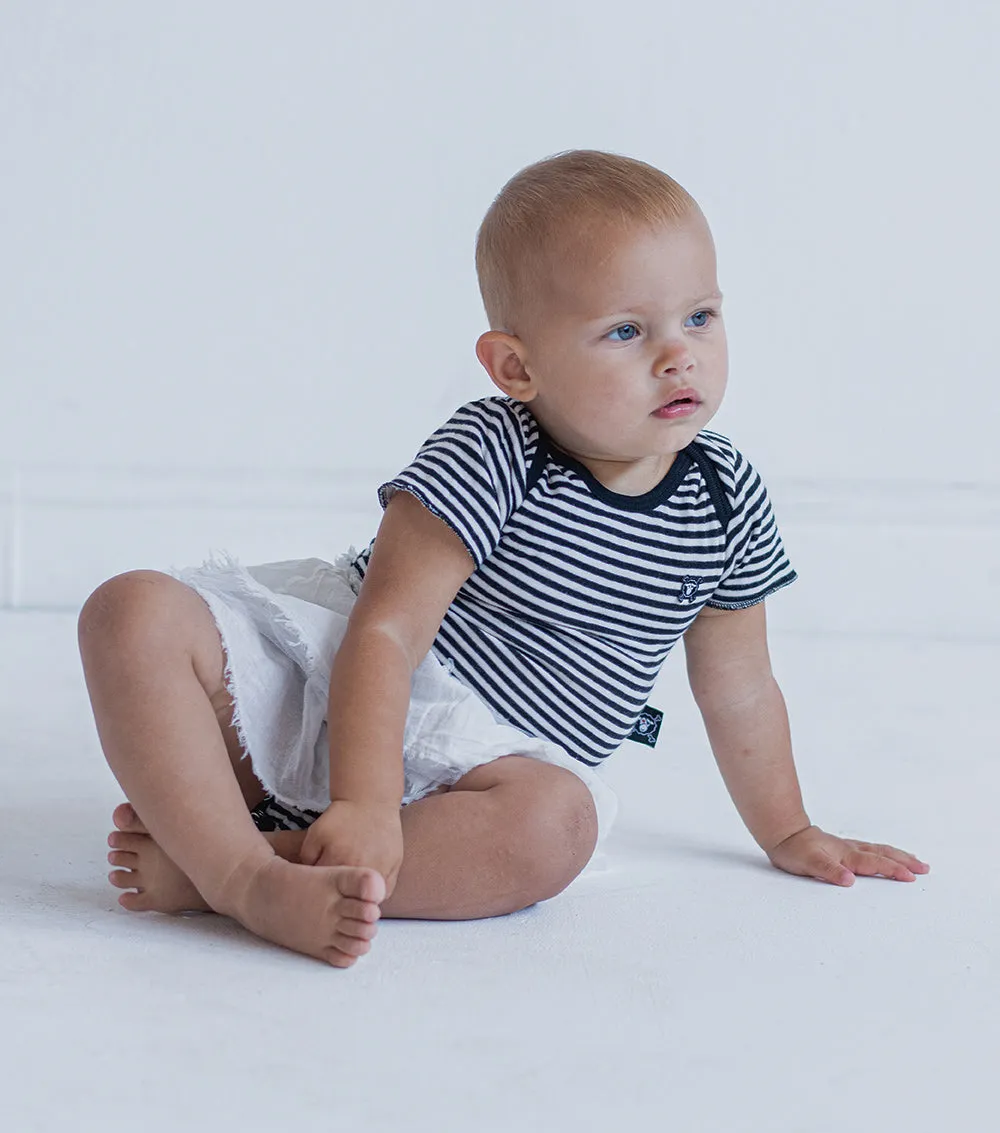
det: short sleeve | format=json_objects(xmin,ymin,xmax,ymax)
[
  {"xmin": 707, "ymin": 446, "xmax": 797, "ymax": 610},
  {"xmin": 377, "ymin": 399, "xmax": 527, "ymax": 567}
]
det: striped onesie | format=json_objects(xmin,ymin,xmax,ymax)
[{"xmin": 353, "ymin": 396, "xmax": 797, "ymax": 770}]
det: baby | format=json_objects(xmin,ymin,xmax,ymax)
[{"xmin": 79, "ymin": 150, "xmax": 929, "ymax": 968}]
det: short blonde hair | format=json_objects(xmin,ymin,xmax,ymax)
[{"xmin": 475, "ymin": 150, "xmax": 700, "ymax": 333}]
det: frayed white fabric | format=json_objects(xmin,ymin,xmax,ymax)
[{"xmin": 167, "ymin": 551, "xmax": 617, "ymax": 847}]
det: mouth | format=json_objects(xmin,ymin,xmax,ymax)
[{"xmin": 653, "ymin": 390, "xmax": 702, "ymax": 418}]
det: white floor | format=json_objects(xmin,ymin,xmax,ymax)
[{"xmin": 1, "ymin": 601, "xmax": 996, "ymax": 1132}]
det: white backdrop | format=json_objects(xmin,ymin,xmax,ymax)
[{"xmin": 1, "ymin": 0, "xmax": 998, "ymax": 611}]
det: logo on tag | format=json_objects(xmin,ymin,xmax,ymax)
[
  {"xmin": 627, "ymin": 705, "xmax": 663, "ymax": 747},
  {"xmin": 678, "ymin": 576, "xmax": 702, "ymax": 604}
]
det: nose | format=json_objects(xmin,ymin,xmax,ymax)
[{"xmin": 653, "ymin": 341, "xmax": 695, "ymax": 377}]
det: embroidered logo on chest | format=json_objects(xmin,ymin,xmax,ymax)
[{"xmin": 678, "ymin": 575, "xmax": 702, "ymax": 604}]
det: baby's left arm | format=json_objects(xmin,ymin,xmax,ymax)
[{"xmin": 682, "ymin": 601, "xmax": 929, "ymax": 885}]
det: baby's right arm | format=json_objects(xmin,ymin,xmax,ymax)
[{"xmin": 297, "ymin": 490, "xmax": 474, "ymax": 893}]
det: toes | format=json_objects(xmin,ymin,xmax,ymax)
[
  {"xmin": 323, "ymin": 947, "xmax": 360, "ymax": 969},
  {"xmin": 108, "ymin": 869, "xmax": 142, "ymax": 890},
  {"xmin": 339, "ymin": 918, "xmax": 378, "ymax": 942},
  {"xmin": 112, "ymin": 803, "xmax": 148, "ymax": 833},
  {"xmin": 108, "ymin": 831, "xmax": 150, "ymax": 852},
  {"xmin": 339, "ymin": 867, "xmax": 386, "ymax": 906},
  {"xmin": 332, "ymin": 932, "xmax": 371, "ymax": 958},
  {"xmin": 339, "ymin": 896, "xmax": 381, "ymax": 923},
  {"xmin": 118, "ymin": 890, "xmax": 152, "ymax": 912},
  {"xmin": 107, "ymin": 850, "xmax": 138, "ymax": 868}
]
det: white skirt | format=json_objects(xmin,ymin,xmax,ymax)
[{"xmin": 167, "ymin": 552, "xmax": 618, "ymax": 850}]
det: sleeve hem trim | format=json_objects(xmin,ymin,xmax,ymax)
[
  {"xmin": 380, "ymin": 483, "xmax": 484, "ymax": 567},
  {"xmin": 705, "ymin": 571, "xmax": 798, "ymax": 611}
]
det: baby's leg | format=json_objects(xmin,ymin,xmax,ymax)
[
  {"xmin": 383, "ymin": 756, "xmax": 598, "ymax": 918},
  {"xmin": 110, "ymin": 755, "xmax": 599, "ymax": 921},
  {"xmin": 79, "ymin": 571, "xmax": 383, "ymax": 966}
]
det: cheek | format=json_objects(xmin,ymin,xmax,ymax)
[
  {"xmin": 700, "ymin": 342, "xmax": 728, "ymax": 391},
  {"xmin": 583, "ymin": 381, "xmax": 632, "ymax": 419}
]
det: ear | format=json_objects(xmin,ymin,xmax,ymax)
[{"xmin": 475, "ymin": 331, "xmax": 538, "ymax": 402}]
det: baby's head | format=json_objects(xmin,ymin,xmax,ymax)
[{"xmin": 474, "ymin": 150, "xmax": 728, "ymax": 482}]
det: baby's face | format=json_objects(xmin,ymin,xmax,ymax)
[{"xmin": 517, "ymin": 215, "xmax": 728, "ymax": 485}]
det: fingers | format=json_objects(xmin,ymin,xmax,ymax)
[
  {"xmin": 842, "ymin": 840, "xmax": 930, "ymax": 881},
  {"xmin": 813, "ymin": 846, "xmax": 930, "ymax": 885},
  {"xmin": 844, "ymin": 849, "xmax": 914, "ymax": 881},
  {"xmin": 773, "ymin": 841, "xmax": 855, "ymax": 887},
  {"xmin": 772, "ymin": 828, "xmax": 929, "ymax": 887},
  {"xmin": 818, "ymin": 845, "xmax": 928, "ymax": 884},
  {"xmin": 812, "ymin": 854, "xmax": 855, "ymax": 887},
  {"xmin": 773, "ymin": 847, "xmax": 854, "ymax": 886},
  {"xmin": 856, "ymin": 842, "xmax": 930, "ymax": 875}
]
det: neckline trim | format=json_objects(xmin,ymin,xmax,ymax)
[{"xmin": 533, "ymin": 427, "xmax": 695, "ymax": 513}]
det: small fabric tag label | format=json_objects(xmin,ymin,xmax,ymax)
[{"xmin": 627, "ymin": 705, "xmax": 663, "ymax": 747}]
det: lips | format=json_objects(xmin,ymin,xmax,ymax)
[{"xmin": 655, "ymin": 388, "xmax": 701, "ymax": 413}]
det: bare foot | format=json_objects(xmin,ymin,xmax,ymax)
[
  {"xmin": 106, "ymin": 803, "xmax": 383, "ymax": 968},
  {"xmin": 107, "ymin": 805, "xmax": 209, "ymax": 913},
  {"xmin": 108, "ymin": 803, "xmax": 307, "ymax": 905}
]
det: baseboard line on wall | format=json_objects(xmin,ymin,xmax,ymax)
[{"xmin": 1, "ymin": 464, "xmax": 998, "ymax": 629}]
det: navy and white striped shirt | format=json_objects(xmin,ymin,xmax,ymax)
[{"xmin": 353, "ymin": 397, "xmax": 796, "ymax": 767}]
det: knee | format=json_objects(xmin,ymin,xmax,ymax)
[
  {"xmin": 78, "ymin": 570, "xmax": 180, "ymax": 656},
  {"xmin": 509, "ymin": 765, "xmax": 599, "ymax": 905}
]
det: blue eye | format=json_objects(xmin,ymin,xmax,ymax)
[
  {"xmin": 608, "ymin": 323, "xmax": 639, "ymax": 342},
  {"xmin": 688, "ymin": 309, "xmax": 717, "ymax": 328}
]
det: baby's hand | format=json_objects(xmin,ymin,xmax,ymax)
[
  {"xmin": 767, "ymin": 825, "xmax": 930, "ymax": 886},
  {"xmin": 299, "ymin": 799, "xmax": 404, "ymax": 899}
]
